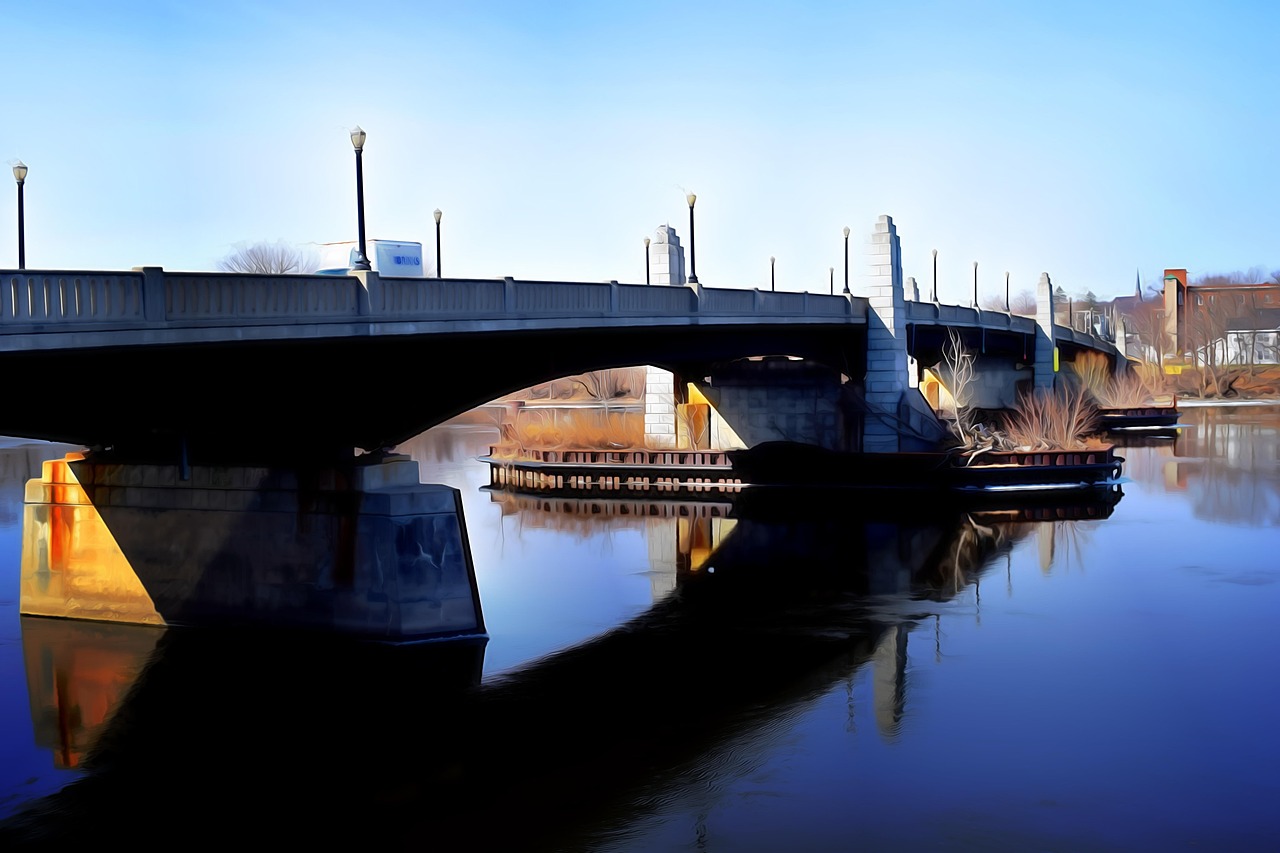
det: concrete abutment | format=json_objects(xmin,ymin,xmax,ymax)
[{"xmin": 20, "ymin": 452, "xmax": 485, "ymax": 642}]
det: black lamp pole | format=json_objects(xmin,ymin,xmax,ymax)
[
  {"xmin": 972, "ymin": 261, "xmax": 978, "ymax": 307},
  {"xmin": 644, "ymin": 237, "xmax": 650, "ymax": 284},
  {"xmin": 13, "ymin": 161, "xmax": 26, "ymax": 270},
  {"xmin": 1005, "ymin": 271, "xmax": 1011, "ymax": 312},
  {"xmin": 842, "ymin": 226, "xmax": 850, "ymax": 294},
  {"xmin": 770, "ymin": 255, "xmax": 775, "ymax": 291},
  {"xmin": 686, "ymin": 193, "xmax": 698, "ymax": 284},
  {"xmin": 931, "ymin": 248, "xmax": 937, "ymax": 301},
  {"xmin": 829, "ymin": 266, "xmax": 834, "ymax": 295},
  {"xmin": 350, "ymin": 127, "xmax": 371, "ymax": 271},
  {"xmin": 433, "ymin": 208, "xmax": 442, "ymax": 278}
]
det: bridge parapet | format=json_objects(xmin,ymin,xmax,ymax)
[
  {"xmin": 164, "ymin": 270, "xmax": 361, "ymax": 320},
  {"xmin": 903, "ymin": 300, "xmax": 1037, "ymax": 335},
  {"xmin": 0, "ymin": 267, "xmax": 864, "ymax": 345},
  {"xmin": 2, "ymin": 270, "xmax": 146, "ymax": 325}
]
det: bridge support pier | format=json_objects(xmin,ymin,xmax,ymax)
[
  {"xmin": 20, "ymin": 453, "xmax": 485, "ymax": 642},
  {"xmin": 864, "ymin": 216, "xmax": 947, "ymax": 452}
]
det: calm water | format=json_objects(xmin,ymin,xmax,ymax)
[{"xmin": 1, "ymin": 405, "xmax": 1278, "ymax": 850}]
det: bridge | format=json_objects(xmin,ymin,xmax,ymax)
[
  {"xmin": 0, "ymin": 215, "xmax": 1118, "ymax": 460},
  {"xmin": 3, "ymin": 214, "xmax": 1121, "ymax": 641}
]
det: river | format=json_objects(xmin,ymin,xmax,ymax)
[{"xmin": 1, "ymin": 404, "xmax": 1278, "ymax": 850}]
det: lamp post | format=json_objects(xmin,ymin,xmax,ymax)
[
  {"xmin": 644, "ymin": 237, "xmax": 650, "ymax": 284},
  {"xmin": 1005, "ymin": 271, "xmax": 1011, "ymax": 312},
  {"xmin": 349, "ymin": 127, "xmax": 371, "ymax": 271},
  {"xmin": 433, "ymin": 208, "xmax": 442, "ymax": 278},
  {"xmin": 12, "ymin": 161, "xmax": 26, "ymax": 269},
  {"xmin": 972, "ymin": 261, "xmax": 978, "ymax": 308},
  {"xmin": 686, "ymin": 192, "xmax": 698, "ymax": 284},
  {"xmin": 770, "ymin": 255, "xmax": 775, "ymax": 291},
  {"xmin": 842, "ymin": 226, "xmax": 850, "ymax": 294},
  {"xmin": 931, "ymin": 248, "xmax": 938, "ymax": 301},
  {"xmin": 829, "ymin": 266, "xmax": 834, "ymax": 295}
]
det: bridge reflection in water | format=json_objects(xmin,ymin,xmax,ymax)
[{"xmin": 3, "ymin": 479, "xmax": 1120, "ymax": 847}]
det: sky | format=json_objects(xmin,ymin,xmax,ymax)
[{"xmin": 4, "ymin": 0, "xmax": 1278, "ymax": 305}]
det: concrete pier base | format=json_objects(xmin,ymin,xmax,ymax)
[{"xmin": 20, "ymin": 452, "xmax": 484, "ymax": 642}]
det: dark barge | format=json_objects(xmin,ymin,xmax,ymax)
[
  {"xmin": 483, "ymin": 441, "xmax": 1124, "ymax": 496},
  {"xmin": 1096, "ymin": 399, "xmax": 1181, "ymax": 431},
  {"xmin": 725, "ymin": 441, "xmax": 1123, "ymax": 491}
]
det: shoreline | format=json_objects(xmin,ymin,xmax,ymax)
[{"xmin": 1173, "ymin": 398, "xmax": 1280, "ymax": 408}]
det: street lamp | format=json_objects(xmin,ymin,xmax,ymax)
[
  {"xmin": 770, "ymin": 255, "xmax": 775, "ymax": 291},
  {"xmin": 349, "ymin": 126, "xmax": 371, "ymax": 271},
  {"xmin": 931, "ymin": 249, "xmax": 938, "ymax": 301},
  {"xmin": 829, "ymin": 266, "xmax": 834, "ymax": 295},
  {"xmin": 842, "ymin": 226, "xmax": 850, "ymax": 294},
  {"xmin": 644, "ymin": 237, "xmax": 650, "ymax": 284},
  {"xmin": 13, "ymin": 161, "xmax": 26, "ymax": 269},
  {"xmin": 972, "ymin": 261, "xmax": 978, "ymax": 308},
  {"xmin": 433, "ymin": 208, "xmax": 442, "ymax": 278},
  {"xmin": 686, "ymin": 192, "xmax": 698, "ymax": 284}
]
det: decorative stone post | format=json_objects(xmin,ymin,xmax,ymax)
[
  {"xmin": 1034, "ymin": 272, "xmax": 1057, "ymax": 391},
  {"xmin": 648, "ymin": 225, "xmax": 686, "ymax": 286},
  {"xmin": 863, "ymin": 216, "xmax": 909, "ymax": 452}
]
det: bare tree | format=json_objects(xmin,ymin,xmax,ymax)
[
  {"xmin": 1010, "ymin": 288, "xmax": 1037, "ymax": 316},
  {"xmin": 979, "ymin": 288, "xmax": 1037, "ymax": 315},
  {"xmin": 217, "ymin": 240, "xmax": 318, "ymax": 274},
  {"xmin": 939, "ymin": 328, "xmax": 979, "ymax": 446}
]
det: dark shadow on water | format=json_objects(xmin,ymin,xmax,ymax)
[{"xmin": 0, "ymin": 488, "xmax": 1120, "ymax": 850}]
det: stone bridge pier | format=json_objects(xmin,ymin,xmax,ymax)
[{"xmin": 20, "ymin": 451, "xmax": 486, "ymax": 642}]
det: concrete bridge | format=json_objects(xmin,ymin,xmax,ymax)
[
  {"xmin": 4, "ymin": 215, "xmax": 1120, "ymax": 642},
  {"xmin": 0, "ymin": 215, "xmax": 1117, "ymax": 461}
]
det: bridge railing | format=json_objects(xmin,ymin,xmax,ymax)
[
  {"xmin": 904, "ymin": 300, "xmax": 1037, "ymax": 334},
  {"xmin": 0, "ymin": 271, "xmax": 147, "ymax": 325},
  {"xmin": 375, "ymin": 277, "xmax": 856, "ymax": 320},
  {"xmin": 905, "ymin": 298, "xmax": 1118, "ymax": 354},
  {"xmin": 164, "ymin": 271, "xmax": 361, "ymax": 320},
  {"xmin": 0, "ymin": 267, "xmax": 861, "ymax": 334}
]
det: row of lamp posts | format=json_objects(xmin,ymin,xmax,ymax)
[
  {"xmin": 8, "ymin": 129, "xmax": 445, "ymax": 277},
  {"xmin": 642, "ymin": 212, "xmax": 855, "ymax": 295},
  {"xmin": 12, "ymin": 131, "xmax": 1022, "ymax": 307},
  {"xmin": 349, "ymin": 126, "xmax": 443, "ymax": 278}
]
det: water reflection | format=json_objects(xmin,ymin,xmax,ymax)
[
  {"xmin": 1115, "ymin": 405, "xmax": 1280, "ymax": 526},
  {"xmin": 2, "ymin": 483, "xmax": 1114, "ymax": 848},
  {"xmin": 4, "ymin": 407, "xmax": 1278, "ymax": 849}
]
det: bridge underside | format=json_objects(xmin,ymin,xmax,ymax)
[{"xmin": 1, "ymin": 323, "xmax": 865, "ymax": 463}]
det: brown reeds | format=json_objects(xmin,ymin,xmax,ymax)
[
  {"xmin": 999, "ymin": 384, "xmax": 1105, "ymax": 451},
  {"xmin": 1068, "ymin": 351, "xmax": 1169, "ymax": 408},
  {"xmin": 492, "ymin": 406, "xmax": 646, "ymax": 454}
]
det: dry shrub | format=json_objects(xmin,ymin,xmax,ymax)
[
  {"xmin": 999, "ymin": 384, "xmax": 1106, "ymax": 451},
  {"xmin": 1068, "ymin": 351, "xmax": 1167, "ymax": 408},
  {"xmin": 492, "ymin": 407, "xmax": 645, "ymax": 453}
]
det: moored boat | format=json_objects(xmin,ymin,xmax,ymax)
[{"xmin": 726, "ymin": 441, "xmax": 1123, "ymax": 491}]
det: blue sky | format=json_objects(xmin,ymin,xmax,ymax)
[{"xmin": 5, "ymin": 0, "xmax": 1278, "ymax": 304}]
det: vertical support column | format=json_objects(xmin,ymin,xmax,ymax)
[
  {"xmin": 1033, "ymin": 272, "xmax": 1057, "ymax": 391},
  {"xmin": 863, "ymin": 215, "xmax": 909, "ymax": 452},
  {"xmin": 351, "ymin": 269, "xmax": 381, "ymax": 316},
  {"xmin": 645, "ymin": 366, "xmax": 677, "ymax": 449},
  {"xmin": 134, "ymin": 266, "xmax": 167, "ymax": 323}
]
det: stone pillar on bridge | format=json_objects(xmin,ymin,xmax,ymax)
[
  {"xmin": 1033, "ymin": 272, "xmax": 1058, "ymax": 391},
  {"xmin": 862, "ymin": 216, "xmax": 942, "ymax": 452},
  {"xmin": 648, "ymin": 225, "xmax": 686, "ymax": 286}
]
